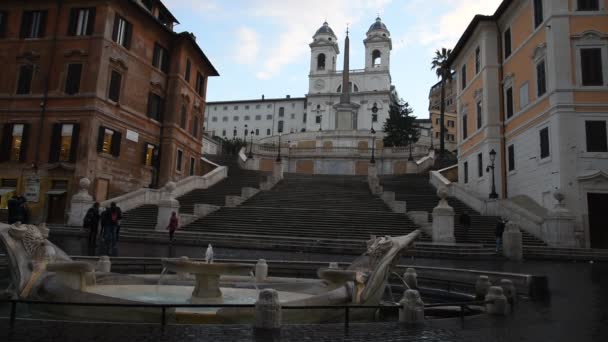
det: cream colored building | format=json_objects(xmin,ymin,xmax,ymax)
[{"xmin": 448, "ymin": 0, "xmax": 608, "ymax": 248}]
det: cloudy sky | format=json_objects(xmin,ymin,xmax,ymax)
[{"xmin": 165, "ymin": 0, "xmax": 503, "ymax": 118}]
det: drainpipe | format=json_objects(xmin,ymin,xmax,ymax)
[
  {"xmin": 496, "ymin": 21, "xmax": 508, "ymax": 199},
  {"xmin": 34, "ymin": 0, "xmax": 63, "ymax": 171}
]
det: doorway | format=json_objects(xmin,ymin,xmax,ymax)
[
  {"xmin": 588, "ymin": 193, "xmax": 608, "ymax": 249},
  {"xmin": 47, "ymin": 193, "xmax": 67, "ymax": 224}
]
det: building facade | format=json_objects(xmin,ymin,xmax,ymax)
[
  {"xmin": 428, "ymin": 78, "xmax": 458, "ymax": 152},
  {"xmin": 0, "ymin": 0, "xmax": 218, "ymax": 223},
  {"xmin": 448, "ymin": 0, "xmax": 608, "ymax": 248}
]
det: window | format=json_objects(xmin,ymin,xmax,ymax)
[
  {"xmin": 539, "ymin": 127, "xmax": 550, "ymax": 159},
  {"xmin": 211, "ymin": 117, "xmax": 218, "ymax": 122},
  {"xmin": 448, "ymin": 134, "xmax": 455, "ymax": 141},
  {"xmin": 244, "ymin": 129, "xmax": 248, "ymax": 136},
  {"xmin": 519, "ymin": 83, "xmax": 529, "ymax": 109},
  {"xmin": 477, "ymin": 153, "xmax": 483, "ymax": 178},
  {"xmin": 267, "ymin": 104, "xmax": 272, "ymax": 109},
  {"xmin": 146, "ymin": 93, "xmax": 163, "ymax": 120},
  {"xmin": 222, "ymin": 129, "xmax": 226, "ymax": 137},
  {"xmin": 462, "ymin": 114, "xmax": 468, "ymax": 139},
  {"xmin": 176, "ymin": 149, "xmax": 183, "ymax": 171},
  {"xmin": 0, "ymin": 123, "xmax": 30, "ymax": 162},
  {"xmin": 0, "ymin": 11, "xmax": 7, "ymax": 38},
  {"xmin": 536, "ymin": 60, "xmax": 547, "ymax": 96},
  {"xmin": 96, "ymin": 126, "xmax": 120, "ymax": 157},
  {"xmin": 67, "ymin": 7, "xmax": 95, "ymax": 36},
  {"xmin": 108, "ymin": 70, "xmax": 122, "ymax": 102},
  {"xmin": 581, "ymin": 48, "xmax": 604, "ymax": 86},
  {"xmin": 112, "ymin": 15, "xmax": 132, "ymax": 48},
  {"xmin": 435, "ymin": 118, "xmax": 439, "ymax": 125},
  {"xmin": 256, "ymin": 104, "xmax": 261, "ymax": 109},
  {"xmin": 578, "ymin": 0, "xmax": 599, "ymax": 11},
  {"xmin": 315, "ymin": 115, "xmax": 321, "ymax": 124},
  {"xmin": 266, "ymin": 114, "xmax": 273, "ymax": 120},
  {"xmin": 16, "ymin": 65, "xmax": 34, "ymax": 95},
  {"xmin": 372, "ymin": 114, "xmax": 378, "ymax": 123},
  {"xmin": 180, "ymin": 105, "xmax": 187, "ymax": 129},
  {"xmin": 65, "ymin": 63, "xmax": 83, "ymax": 95},
  {"xmin": 192, "ymin": 116, "xmax": 199, "ymax": 138},
  {"xmin": 372, "ymin": 50, "xmax": 381, "ymax": 67},
  {"xmin": 533, "ymin": 0, "xmax": 543, "ymax": 28},
  {"xmin": 505, "ymin": 87, "xmax": 514, "ymax": 119},
  {"xmin": 20, "ymin": 10, "xmax": 47, "ymax": 38},
  {"xmin": 143, "ymin": 143, "xmax": 157, "ymax": 167},
  {"xmin": 153, "ymin": 43, "xmax": 169, "ymax": 73},
  {"xmin": 49, "ymin": 123, "xmax": 80, "ymax": 162},
  {"xmin": 303, "ymin": 113, "xmax": 307, "ymax": 123},
  {"xmin": 475, "ymin": 47, "xmax": 481, "ymax": 74},
  {"xmin": 585, "ymin": 121, "xmax": 608, "ymax": 152},
  {"xmin": 266, "ymin": 128, "xmax": 271, "ymax": 135},
  {"xmin": 255, "ymin": 115, "xmax": 261, "ymax": 120},
  {"xmin": 290, "ymin": 113, "xmax": 295, "ymax": 119},
  {"xmin": 476, "ymin": 100, "xmax": 482, "ymax": 129},
  {"xmin": 189, "ymin": 157, "xmax": 195, "ymax": 176},
  {"xmin": 223, "ymin": 106, "xmax": 227, "ymax": 110},
  {"xmin": 464, "ymin": 162, "xmax": 469, "ymax": 184},
  {"xmin": 222, "ymin": 117, "xmax": 228, "ymax": 122},
  {"xmin": 185, "ymin": 59, "xmax": 191, "ymax": 82},
  {"xmin": 508, "ymin": 145, "xmax": 515, "ymax": 171},
  {"xmin": 504, "ymin": 28, "xmax": 512, "ymax": 59},
  {"xmin": 245, "ymin": 105, "xmax": 250, "ymax": 110},
  {"xmin": 195, "ymin": 72, "xmax": 205, "ymax": 96},
  {"xmin": 278, "ymin": 121, "xmax": 284, "ymax": 133},
  {"xmin": 448, "ymin": 120, "xmax": 454, "ymax": 128},
  {"xmin": 317, "ymin": 53, "xmax": 326, "ymax": 70},
  {"xmin": 461, "ymin": 64, "xmax": 467, "ymax": 90},
  {"xmin": 244, "ymin": 116, "xmax": 250, "ymax": 121},
  {"xmin": 255, "ymin": 129, "xmax": 259, "ymax": 135},
  {"xmin": 279, "ymin": 107, "xmax": 285, "ymax": 117},
  {"xmin": 234, "ymin": 106, "xmax": 238, "ymax": 110},
  {"xmin": 233, "ymin": 116, "xmax": 239, "ymax": 122}
]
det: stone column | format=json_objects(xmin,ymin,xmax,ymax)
[
  {"xmin": 272, "ymin": 161, "xmax": 283, "ymax": 180},
  {"xmin": 67, "ymin": 178, "xmax": 95, "ymax": 226},
  {"xmin": 502, "ymin": 221, "xmax": 523, "ymax": 261},
  {"xmin": 155, "ymin": 182, "xmax": 180, "ymax": 231},
  {"xmin": 255, "ymin": 259, "xmax": 268, "ymax": 282},
  {"xmin": 399, "ymin": 289, "xmax": 424, "ymax": 324},
  {"xmin": 254, "ymin": 289, "xmax": 282, "ymax": 329},
  {"xmin": 403, "ymin": 268, "xmax": 418, "ymax": 289},
  {"xmin": 485, "ymin": 286, "xmax": 509, "ymax": 315},
  {"xmin": 96, "ymin": 256, "xmax": 111, "ymax": 273},
  {"xmin": 541, "ymin": 191, "xmax": 577, "ymax": 247},
  {"xmin": 432, "ymin": 188, "xmax": 455, "ymax": 243},
  {"xmin": 475, "ymin": 275, "xmax": 491, "ymax": 300}
]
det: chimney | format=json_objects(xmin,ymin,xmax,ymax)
[
  {"xmin": 262, "ymin": 95, "xmax": 265, "ymax": 100},
  {"xmin": 286, "ymin": 95, "xmax": 291, "ymax": 99}
]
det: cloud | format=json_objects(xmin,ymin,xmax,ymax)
[
  {"xmin": 233, "ymin": 27, "xmax": 260, "ymax": 65},
  {"xmin": 170, "ymin": 0, "xmax": 220, "ymax": 13},
  {"xmin": 245, "ymin": 0, "xmax": 393, "ymax": 80}
]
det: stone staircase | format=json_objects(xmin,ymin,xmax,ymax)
[
  {"xmin": 119, "ymin": 155, "xmax": 268, "ymax": 231},
  {"xmin": 380, "ymin": 174, "xmax": 547, "ymax": 247}
]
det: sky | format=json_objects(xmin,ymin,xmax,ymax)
[{"xmin": 165, "ymin": 0, "xmax": 503, "ymax": 118}]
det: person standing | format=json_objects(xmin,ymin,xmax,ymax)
[
  {"xmin": 459, "ymin": 211, "xmax": 471, "ymax": 239},
  {"xmin": 83, "ymin": 202, "xmax": 101, "ymax": 254},
  {"xmin": 16, "ymin": 195, "xmax": 28, "ymax": 224},
  {"xmin": 109, "ymin": 202, "xmax": 123, "ymax": 242},
  {"xmin": 167, "ymin": 211, "xmax": 179, "ymax": 242},
  {"xmin": 100, "ymin": 207, "xmax": 114, "ymax": 256},
  {"xmin": 495, "ymin": 218, "xmax": 506, "ymax": 253}
]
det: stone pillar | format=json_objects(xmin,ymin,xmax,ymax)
[
  {"xmin": 399, "ymin": 289, "xmax": 424, "ymax": 324},
  {"xmin": 96, "ymin": 256, "xmax": 111, "ymax": 273},
  {"xmin": 177, "ymin": 256, "xmax": 191, "ymax": 280},
  {"xmin": 541, "ymin": 191, "xmax": 577, "ymax": 247},
  {"xmin": 155, "ymin": 182, "xmax": 180, "ymax": 231},
  {"xmin": 403, "ymin": 268, "xmax": 418, "ymax": 289},
  {"xmin": 499, "ymin": 279, "xmax": 517, "ymax": 305},
  {"xmin": 255, "ymin": 259, "xmax": 268, "ymax": 282},
  {"xmin": 432, "ymin": 188, "xmax": 455, "ymax": 243},
  {"xmin": 502, "ymin": 221, "xmax": 523, "ymax": 261},
  {"xmin": 485, "ymin": 286, "xmax": 509, "ymax": 315},
  {"xmin": 475, "ymin": 275, "xmax": 491, "ymax": 300},
  {"xmin": 272, "ymin": 161, "xmax": 283, "ymax": 180},
  {"xmin": 67, "ymin": 178, "xmax": 95, "ymax": 226},
  {"xmin": 255, "ymin": 289, "xmax": 282, "ymax": 329}
]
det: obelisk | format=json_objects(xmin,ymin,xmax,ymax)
[{"xmin": 334, "ymin": 27, "xmax": 359, "ymax": 130}]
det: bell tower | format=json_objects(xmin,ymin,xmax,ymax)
[
  {"xmin": 364, "ymin": 17, "xmax": 392, "ymax": 71},
  {"xmin": 309, "ymin": 21, "xmax": 339, "ymax": 77}
]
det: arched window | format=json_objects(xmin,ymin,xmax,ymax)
[
  {"xmin": 317, "ymin": 53, "xmax": 326, "ymax": 70},
  {"xmin": 372, "ymin": 50, "xmax": 381, "ymax": 67}
]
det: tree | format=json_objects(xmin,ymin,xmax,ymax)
[
  {"xmin": 216, "ymin": 137, "xmax": 247, "ymax": 155},
  {"xmin": 431, "ymin": 47, "xmax": 453, "ymax": 158},
  {"xmin": 382, "ymin": 100, "xmax": 420, "ymax": 147}
]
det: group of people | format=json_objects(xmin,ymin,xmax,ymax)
[
  {"xmin": 7, "ymin": 193, "xmax": 28, "ymax": 224},
  {"xmin": 82, "ymin": 202, "xmax": 122, "ymax": 256},
  {"xmin": 459, "ymin": 211, "xmax": 509, "ymax": 253}
]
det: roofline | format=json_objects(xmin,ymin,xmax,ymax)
[
  {"xmin": 206, "ymin": 97, "xmax": 307, "ymax": 105},
  {"xmin": 447, "ymin": 0, "xmax": 513, "ymax": 67},
  {"xmin": 177, "ymin": 32, "xmax": 219, "ymax": 76}
]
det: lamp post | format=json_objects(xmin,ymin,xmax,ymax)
[
  {"xmin": 233, "ymin": 126, "xmax": 237, "ymax": 140},
  {"xmin": 276, "ymin": 132, "xmax": 282, "ymax": 162},
  {"xmin": 248, "ymin": 128, "xmax": 254, "ymax": 159},
  {"xmin": 407, "ymin": 133, "xmax": 414, "ymax": 161},
  {"xmin": 370, "ymin": 103, "xmax": 378, "ymax": 164},
  {"xmin": 487, "ymin": 149, "xmax": 499, "ymax": 199}
]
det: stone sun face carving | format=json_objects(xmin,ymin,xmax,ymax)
[
  {"xmin": 9, "ymin": 224, "xmax": 55, "ymax": 264},
  {"xmin": 366, "ymin": 235, "xmax": 394, "ymax": 269}
]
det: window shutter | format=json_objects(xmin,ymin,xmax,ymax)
[
  {"xmin": 142, "ymin": 142, "xmax": 149, "ymax": 164},
  {"xmin": 19, "ymin": 123, "xmax": 30, "ymax": 162},
  {"xmin": 48, "ymin": 123, "xmax": 61, "ymax": 163},
  {"xmin": 0, "ymin": 124, "xmax": 13, "ymax": 162},
  {"xmin": 67, "ymin": 9, "xmax": 77, "ymax": 35},
  {"xmin": 97, "ymin": 125, "xmax": 105, "ymax": 152},
  {"xmin": 69, "ymin": 123, "xmax": 80, "ymax": 162},
  {"xmin": 112, "ymin": 14, "xmax": 119, "ymax": 41},
  {"xmin": 20, "ymin": 12, "xmax": 31, "ymax": 38},
  {"xmin": 66, "ymin": 64, "xmax": 83, "ymax": 95},
  {"xmin": 38, "ymin": 11, "xmax": 47, "ymax": 37},
  {"xmin": 162, "ymin": 50, "xmax": 169, "ymax": 73},
  {"xmin": 111, "ymin": 130, "xmax": 122, "ymax": 157},
  {"xmin": 153, "ymin": 45, "xmax": 159, "ymax": 68},
  {"xmin": 86, "ymin": 8, "xmax": 96, "ymax": 35},
  {"xmin": 124, "ymin": 21, "xmax": 132, "ymax": 49}
]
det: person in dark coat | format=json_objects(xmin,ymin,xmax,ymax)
[
  {"xmin": 459, "ymin": 211, "xmax": 471, "ymax": 238},
  {"xmin": 109, "ymin": 202, "xmax": 123, "ymax": 241},
  {"xmin": 84, "ymin": 202, "xmax": 101, "ymax": 253},
  {"xmin": 100, "ymin": 207, "xmax": 118, "ymax": 256},
  {"xmin": 16, "ymin": 195, "xmax": 28, "ymax": 224},
  {"xmin": 495, "ymin": 218, "xmax": 506, "ymax": 253},
  {"xmin": 167, "ymin": 211, "xmax": 179, "ymax": 242}
]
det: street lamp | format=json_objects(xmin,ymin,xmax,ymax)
[
  {"xmin": 407, "ymin": 133, "xmax": 414, "ymax": 161},
  {"xmin": 370, "ymin": 127, "xmax": 376, "ymax": 164},
  {"xmin": 276, "ymin": 132, "xmax": 282, "ymax": 162},
  {"xmin": 248, "ymin": 128, "xmax": 254, "ymax": 159},
  {"xmin": 486, "ymin": 149, "xmax": 499, "ymax": 199},
  {"xmin": 233, "ymin": 126, "xmax": 237, "ymax": 140},
  {"xmin": 315, "ymin": 105, "xmax": 322, "ymax": 131}
]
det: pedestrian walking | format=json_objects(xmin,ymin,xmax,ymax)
[
  {"xmin": 459, "ymin": 211, "xmax": 471, "ymax": 238},
  {"xmin": 83, "ymin": 202, "xmax": 101, "ymax": 254},
  {"xmin": 167, "ymin": 211, "xmax": 179, "ymax": 242},
  {"xmin": 495, "ymin": 217, "xmax": 506, "ymax": 253},
  {"xmin": 109, "ymin": 202, "xmax": 123, "ymax": 241},
  {"xmin": 101, "ymin": 205, "xmax": 120, "ymax": 256}
]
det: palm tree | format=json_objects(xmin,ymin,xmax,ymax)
[{"xmin": 431, "ymin": 48, "xmax": 452, "ymax": 158}]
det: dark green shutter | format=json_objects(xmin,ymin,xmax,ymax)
[
  {"xmin": 111, "ymin": 131, "xmax": 121, "ymax": 157},
  {"xmin": 86, "ymin": 8, "xmax": 96, "ymax": 35},
  {"xmin": 67, "ymin": 8, "xmax": 77, "ymax": 35},
  {"xmin": 19, "ymin": 123, "xmax": 30, "ymax": 162},
  {"xmin": 97, "ymin": 125, "xmax": 105, "ymax": 152},
  {"xmin": 69, "ymin": 123, "xmax": 80, "ymax": 162},
  {"xmin": 0, "ymin": 123, "xmax": 13, "ymax": 162},
  {"xmin": 48, "ymin": 123, "xmax": 61, "ymax": 163}
]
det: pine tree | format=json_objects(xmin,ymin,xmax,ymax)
[{"xmin": 382, "ymin": 100, "xmax": 420, "ymax": 147}]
